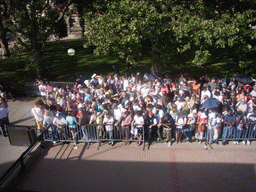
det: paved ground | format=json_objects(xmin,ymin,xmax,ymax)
[
  {"xmin": 0, "ymin": 97, "xmax": 37, "ymax": 178},
  {"xmin": 14, "ymin": 141, "xmax": 256, "ymax": 192},
  {"xmin": 1, "ymin": 97, "xmax": 256, "ymax": 192}
]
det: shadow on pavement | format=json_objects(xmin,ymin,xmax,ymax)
[{"xmin": 7, "ymin": 142, "xmax": 256, "ymax": 192}]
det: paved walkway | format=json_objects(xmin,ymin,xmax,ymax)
[
  {"xmin": 0, "ymin": 97, "xmax": 37, "ymax": 178},
  {"xmin": 1, "ymin": 97, "xmax": 256, "ymax": 192},
  {"xmin": 14, "ymin": 141, "xmax": 256, "ymax": 192}
]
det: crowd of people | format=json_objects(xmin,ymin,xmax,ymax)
[{"xmin": 30, "ymin": 71, "xmax": 256, "ymax": 149}]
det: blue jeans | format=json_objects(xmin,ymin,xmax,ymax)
[
  {"xmin": 206, "ymin": 126, "xmax": 215, "ymax": 143},
  {"xmin": 82, "ymin": 128, "xmax": 88, "ymax": 142},
  {"xmin": 48, "ymin": 126, "xmax": 58, "ymax": 141},
  {"xmin": 222, "ymin": 125, "xmax": 234, "ymax": 142},
  {"xmin": 248, "ymin": 124, "xmax": 256, "ymax": 139},
  {"xmin": 235, "ymin": 129, "xmax": 243, "ymax": 142},
  {"xmin": 106, "ymin": 130, "xmax": 113, "ymax": 140}
]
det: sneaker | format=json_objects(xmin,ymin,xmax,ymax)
[
  {"xmin": 168, "ymin": 141, "xmax": 171, "ymax": 146},
  {"xmin": 247, "ymin": 140, "xmax": 251, "ymax": 145},
  {"xmin": 233, "ymin": 141, "xmax": 237, "ymax": 145},
  {"xmin": 74, "ymin": 146, "xmax": 78, "ymax": 149},
  {"xmin": 204, "ymin": 143, "xmax": 208, "ymax": 149},
  {"xmin": 111, "ymin": 141, "xmax": 114, "ymax": 146},
  {"xmin": 242, "ymin": 140, "xmax": 246, "ymax": 145},
  {"xmin": 108, "ymin": 142, "xmax": 111, "ymax": 145},
  {"xmin": 52, "ymin": 141, "xmax": 56, "ymax": 144}
]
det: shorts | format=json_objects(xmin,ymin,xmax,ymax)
[{"xmin": 36, "ymin": 121, "xmax": 43, "ymax": 130}]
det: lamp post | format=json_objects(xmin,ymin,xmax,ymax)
[{"xmin": 67, "ymin": 48, "xmax": 75, "ymax": 81}]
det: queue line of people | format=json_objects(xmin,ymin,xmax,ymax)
[{"xmin": 31, "ymin": 72, "xmax": 256, "ymax": 149}]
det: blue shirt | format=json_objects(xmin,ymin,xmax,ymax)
[
  {"xmin": 84, "ymin": 94, "xmax": 92, "ymax": 101},
  {"xmin": 223, "ymin": 114, "xmax": 236, "ymax": 125}
]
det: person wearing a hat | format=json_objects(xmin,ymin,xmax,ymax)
[
  {"xmin": 195, "ymin": 110, "xmax": 207, "ymax": 144},
  {"xmin": 53, "ymin": 112, "xmax": 67, "ymax": 141}
]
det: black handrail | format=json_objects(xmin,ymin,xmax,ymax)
[{"xmin": 0, "ymin": 127, "xmax": 49, "ymax": 187}]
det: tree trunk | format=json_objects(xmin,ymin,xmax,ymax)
[{"xmin": 0, "ymin": 18, "xmax": 11, "ymax": 58}]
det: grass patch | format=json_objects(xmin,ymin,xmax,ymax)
[{"xmin": 0, "ymin": 39, "xmax": 255, "ymax": 84}]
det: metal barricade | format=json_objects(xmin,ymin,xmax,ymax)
[
  {"xmin": 203, "ymin": 123, "xmax": 256, "ymax": 143},
  {"xmin": 43, "ymin": 123, "xmax": 146, "ymax": 150}
]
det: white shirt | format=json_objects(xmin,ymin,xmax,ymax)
[
  {"xmin": 157, "ymin": 110, "xmax": 164, "ymax": 123},
  {"xmin": 38, "ymin": 85, "xmax": 46, "ymax": 96},
  {"xmin": 113, "ymin": 108, "xmax": 121, "ymax": 121},
  {"xmin": 123, "ymin": 79, "xmax": 129, "ymax": 91},
  {"xmin": 175, "ymin": 115, "xmax": 187, "ymax": 129},
  {"xmin": 31, "ymin": 107, "xmax": 44, "ymax": 122},
  {"xmin": 104, "ymin": 116, "xmax": 114, "ymax": 131},
  {"xmin": 0, "ymin": 107, "xmax": 8, "ymax": 119},
  {"xmin": 134, "ymin": 115, "xmax": 144, "ymax": 127}
]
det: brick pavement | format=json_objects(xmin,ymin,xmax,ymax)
[{"xmin": 15, "ymin": 141, "xmax": 256, "ymax": 192}]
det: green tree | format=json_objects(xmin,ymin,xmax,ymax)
[
  {"xmin": 1, "ymin": 0, "xmax": 72, "ymax": 78},
  {"xmin": 84, "ymin": 0, "xmax": 256, "ymax": 75}
]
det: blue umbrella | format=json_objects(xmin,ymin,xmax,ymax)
[
  {"xmin": 235, "ymin": 74, "xmax": 253, "ymax": 84},
  {"xmin": 202, "ymin": 98, "xmax": 221, "ymax": 109}
]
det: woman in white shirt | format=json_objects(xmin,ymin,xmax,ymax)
[
  {"xmin": 131, "ymin": 110, "xmax": 144, "ymax": 146},
  {"xmin": 175, "ymin": 112, "xmax": 187, "ymax": 143}
]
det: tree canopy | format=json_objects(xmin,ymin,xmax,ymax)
[{"xmin": 83, "ymin": 0, "xmax": 256, "ymax": 74}]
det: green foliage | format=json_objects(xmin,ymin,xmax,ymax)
[{"xmin": 84, "ymin": 0, "xmax": 256, "ymax": 71}]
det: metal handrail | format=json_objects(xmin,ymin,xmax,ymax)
[{"xmin": 0, "ymin": 127, "xmax": 49, "ymax": 187}]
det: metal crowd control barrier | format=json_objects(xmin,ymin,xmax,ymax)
[
  {"xmin": 218, "ymin": 123, "xmax": 256, "ymax": 142},
  {"xmin": 43, "ymin": 124, "xmax": 146, "ymax": 151}
]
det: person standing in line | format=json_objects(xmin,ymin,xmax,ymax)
[
  {"xmin": 162, "ymin": 113, "xmax": 174, "ymax": 146},
  {"xmin": 246, "ymin": 108, "xmax": 256, "ymax": 145},
  {"xmin": 53, "ymin": 112, "xmax": 67, "ymax": 141},
  {"xmin": 175, "ymin": 112, "xmax": 187, "ymax": 144},
  {"xmin": 222, "ymin": 110, "xmax": 236, "ymax": 145},
  {"xmin": 66, "ymin": 111, "xmax": 79, "ymax": 148},
  {"xmin": 43, "ymin": 105, "xmax": 56, "ymax": 142},
  {"xmin": 103, "ymin": 112, "xmax": 114, "ymax": 146},
  {"xmin": 31, "ymin": 100, "xmax": 44, "ymax": 133},
  {"xmin": 0, "ymin": 103, "xmax": 9, "ymax": 136},
  {"xmin": 38, "ymin": 81, "xmax": 47, "ymax": 101},
  {"xmin": 131, "ymin": 110, "xmax": 144, "ymax": 146},
  {"xmin": 234, "ymin": 111, "xmax": 247, "ymax": 145}
]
